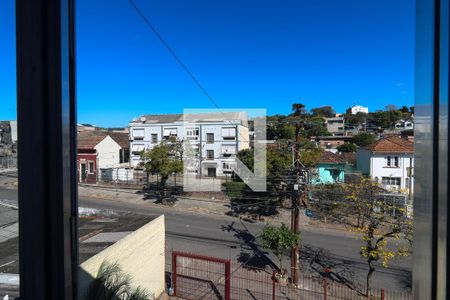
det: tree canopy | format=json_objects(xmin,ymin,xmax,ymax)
[
  {"xmin": 336, "ymin": 143, "xmax": 357, "ymax": 153},
  {"xmin": 140, "ymin": 139, "xmax": 183, "ymax": 191},
  {"xmin": 352, "ymin": 133, "xmax": 376, "ymax": 147},
  {"xmin": 310, "ymin": 106, "xmax": 335, "ymax": 118}
]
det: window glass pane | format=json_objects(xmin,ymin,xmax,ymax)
[
  {"xmin": 0, "ymin": 1, "xmax": 19, "ymax": 297},
  {"xmin": 74, "ymin": 0, "xmax": 415, "ymax": 298}
]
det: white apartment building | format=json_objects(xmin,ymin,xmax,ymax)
[
  {"xmin": 356, "ymin": 136, "xmax": 414, "ymax": 193},
  {"xmin": 350, "ymin": 105, "xmax": 369, "ymax": 115},
  {"xmin": 129, "ymin": 112, "xmax": 250, "ymax": 177}
]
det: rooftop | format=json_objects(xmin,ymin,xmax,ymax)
[
  {"xmin": 131, "ymin": 112, "xmax": 249, "ymax": 126},
  {"xmin": 318, "ymin": 151, "xmax": 346, "ymax": 164},
  {"xmin": 78, "ymin": 131, "xmax": 129, "ymax": 150},
  {"xmin": 362, "ymin": 136, "xmax": 413, "ymax": 154}
]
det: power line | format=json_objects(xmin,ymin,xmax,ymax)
[
  {"xmin": 127, "ymin": 0, "xmax": 221, "ymax": 111},
  {"xmin": 127, "ymin": 0, "xmax": 257, "ymax": 146}
]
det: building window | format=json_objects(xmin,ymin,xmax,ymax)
[
  {"xmin": 131, "ymin": 144, "xmax": 145, "ymax": 155},
  {"xmin": 186, "ymin": 128, "xmax": 199, "ymax": 140},
  {"xmin": 88, "ymin": 161, "xmax": 94, "ymax": 173},
  {"xmin": 151, "ymin": 134, "xmax": 158, "ymax": 143},
  {"xmin": 382, "ymin": 177, "xmax": 401, "ymax": 186},
  {"xmin": 385, "ymin": 156, "xmax": 399, "ymax": 167},
  {"xmin": 132, "ymin": 128, "xmax": 145, "ymax": 140},
  {"xmin": 222, "ymin": 145, "xmax": 236, "ymax": 157},
  {"xmin": 206, "ymin": 133, "xmax": 214, "ymax": 143},
  {"xmin": 206, "ymin": 150, "xmax": 214, "ymax": 160},
  {"xmin": 222, "ymin": 127, "xmax": 236, "ymax": 140},
  {"xmin": 163, "ymin": 128, "xmax": 177, "ymax": 140}
]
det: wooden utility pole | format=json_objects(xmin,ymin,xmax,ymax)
[{"xmin": 291, "ymin": 123, "xmax": 302, "ymax": 285}]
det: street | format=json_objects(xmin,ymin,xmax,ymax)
[{"xmin": 0, "ymin": 187, "xmax": 411, "ymax": 291}]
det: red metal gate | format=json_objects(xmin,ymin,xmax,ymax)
[{"xmin": 172, "ymin": 251, "xmax": 231, "ymax": 300}]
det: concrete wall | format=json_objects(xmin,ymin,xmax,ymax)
[{"xmin": 79, "ymin": 215, "xmax": 165, "ymax": 299}]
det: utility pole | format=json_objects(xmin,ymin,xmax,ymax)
[{"xmin": 291, "ymin": 123, "xmax": 303, "ymax": 285}]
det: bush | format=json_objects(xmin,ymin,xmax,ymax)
[{"xmin": 336, "ymin": 143, "xmax": 357, "ymax": 152}]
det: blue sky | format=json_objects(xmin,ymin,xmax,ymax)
[{"xmin": 0, "ymin": 0, "xmax": 415, "ymax": 127}]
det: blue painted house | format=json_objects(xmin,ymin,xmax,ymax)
[{"xmin": 311, "ymin": 151, "xmax": 354, "ymax": 184}]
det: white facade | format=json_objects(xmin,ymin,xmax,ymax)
[
  {"xmin": 95, "ymin": 135, "xmax": 124, "ymax": 169},
  {"xmin": 395, "ymin": 119, "xmax": 414, "ymax": 130},
  {"xmin": 129, "ymin": 113, "xmax": 250, "ymax": 177},
  {"xmin": 357, "ymin": 148, "xmax": 414, "ymax": 193},
  {"xmin": 350, "ymin": 105, "xmax": 369, "ymax": 115}
]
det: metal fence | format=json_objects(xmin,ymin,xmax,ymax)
[
  {"xmin": 166, "ymin": 250, "xmax": 411, "ymax": 300},
  {"xmin": 0, "ymin": 155, "xmax": 17, "ymax": 168}
]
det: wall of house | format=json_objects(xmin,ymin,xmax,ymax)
[
  {"xmin": 319, "ymin": 164, "xmax": 345, "ymax": 184},
  {"xmin": 77, "ymin": 153, "xmax": 97, "ymax": 184},
  {"xmin": 78, "ymin": 215, "xmax": 166, "ymax": 299},
  {"xmin": 370, "ymin": 153, "xmax": 414, "ymax": 191},
  {"xmin": 356, "ymin": 149, "xmax": 372, "ymax": 175},
  {"xmin": 95, "ymin": 136, "xmax": 122, "ymax": 169}
]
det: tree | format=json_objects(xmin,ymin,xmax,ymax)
[
  {"xmin": 237, "ymin": 147, "xmax": 291, "ymax": 190},
  {"xmin": 352, "ymin": 133, "xmax": 376, "ymax": 147},
  {"xmin": 344, "ymin": 178, "xmax": 412, "ymax": 297},
  {"xmin": 259, "ymin": 223, "xmax": 300, "ymax": 273},
  {"xmin": 344, "ymin": 112, "xmax": 366, "ymax": 129},
  {"xmin": 310, "ymin": 106, "xmax": 335, "ymax": 118},
  {"xmin": 304, "ymin": 116, "xmax": 331, "ymax": 137},
  {"xmin": 141, "ymin": 139, "xmax": 183, "ymax": 195},
  {"xmin": 291, "ymin": 103, "xmax": 307, "ymax": 117},
  {"xmin": 399, "ymin": 106, "xmax": 409, "ymax": 113},
  {"xmin": 336, "ymin": 143, "xmax": 357, "ymax": 153},
  {"xmin": 297, "ymin": 140, "xmax": 323, "ymax": 168}
]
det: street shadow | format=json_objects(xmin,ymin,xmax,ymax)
[
  {"xmin": 221, "ymin": 221, "xmax": 278, "ymax": 271},
  {"xmin": 300, "ymin": 244, "xmax": 356, "ymax": 289},
  {"xmin": 225, "ymin": 197, "xmax": 279, "ymax": 220}
]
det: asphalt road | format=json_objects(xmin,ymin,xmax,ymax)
[{"xmin": 0, "ymin": 187, "xmax": 411, "ymax": 291}]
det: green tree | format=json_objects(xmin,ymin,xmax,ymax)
[
  {"xmin": 141, "ymin": 139, "xmax": 183, "ymax": 194},
  {"xmin": 297, "ymin": 139, "xmax": 323, "ymax": 168},
  {"xmin": 400, "ymin": 105, "xmax": 409, "ymax": 113},
  {"xmin": 336, "ymin": 143, "xmax": 357, "ymax": 153},
  {"xmin": 304, "ymin": 116, "xmax": 331, "ymax": 137},
  {"xmin": 344, "ymin": 112, "xmax": 367, "ymax": 129},
  {"xmin": 259, "ymin": 223, "xmax": 300, "ymax": 272},
  {"xmin": 310, "ymin": 106, "xmax": 335, "ymax": 118},
  {"xmin": 352, "ymin": 133, "xmax": 376, "ymax": 147},
  {"xmin": 291, "ymin": 103, "xmax": 307, "ymax": 117},
  {"xmin": 237, "ymin": 147, "xmax": 291, "ymax": 189}
]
